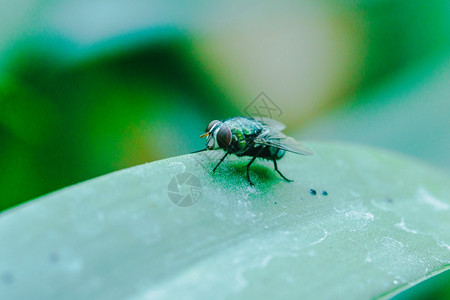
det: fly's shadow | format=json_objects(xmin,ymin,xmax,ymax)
[{"xmin": 205, "ymin": 157, "xmax": 281, "ymax": 186}]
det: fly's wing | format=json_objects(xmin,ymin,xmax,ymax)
[
  {"xmin": 249, "ymin": 117, "xmax": 286, "ymax": 131},
  {"xmin": 254, "ymin": 127, "xmax": 313, "ymax": 155}
]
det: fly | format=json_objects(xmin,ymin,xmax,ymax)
[{"xmin": 194, "ymin": 117, "xmax": 312, "ymax": 186}]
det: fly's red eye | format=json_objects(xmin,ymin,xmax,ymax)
[
  {"xmin": 206, "ymin": 120, "xmax": 220, "ymax": 132},
  {"xmin": 217, "ymin": 126, "xmax": 232, "ymax": 148}
]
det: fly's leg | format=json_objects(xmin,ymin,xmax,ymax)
[
  {"xmin": 213, "ymin": 151, "xmax": 229, "ymax": 172},
  {"xmin": 272, "ymin": 158, "xmax": 293, "ymax": 182},
  {"xmin": 246, "ymin": 156, "xmax": 258, "ymax": 186},
  {"xmin": 246, "ymin": 147, "xmax": 265, "ymax": 186}
]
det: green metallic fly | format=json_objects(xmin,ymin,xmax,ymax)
[{"xmin": 195, "ymin": 117, "xmax": 312, "ymax": 186}]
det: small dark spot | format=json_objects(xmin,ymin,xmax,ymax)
[
  {"xmin": 274, "ymin": 202, "xmax": 277, "ymax": 205},
  {"xmin": 386, "ymin": 198, "xmax": 393, "ymax": 203},
  {"xmin": 49, "ymin": 252, "xmax": 59, "ymax": 263},
  {"xmin": 1, "ymin": 272, "xmax": 14, "ymax": 284},
  {"xmin": 309, "ymin": 189, "xmax": 317, "ymax": 196},
  {"xmin": 322, "ymin": 190, "xmax": 328, "ymax": 196}
]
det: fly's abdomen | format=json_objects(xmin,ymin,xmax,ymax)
[
  {"xmin": 241, "ymin": 146, "xmax": 285, "ymax": 159},
  {"xmin": 269, "ymin": 147, "xmax": 286, "ymax": 160}
]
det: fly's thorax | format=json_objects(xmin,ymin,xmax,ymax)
[
  {"xmin": 223, "ymin": 117, "xmax": 264, "ymax": 154},
  {"xmin": 224, "ymin": 117, "xmax": 264, "ymax": 133},
  {"xmin": 228, "ymin": 129, "xmax": 247, "ymax": 153}
]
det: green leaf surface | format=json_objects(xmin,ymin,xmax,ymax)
[{"xmin": 0, "ymin": 142, "xmax": 449, "ymax": 299}]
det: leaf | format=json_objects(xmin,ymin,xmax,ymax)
[{"xmin": 0, "ymin": 142, "xmax": 449, "ymax": 299}]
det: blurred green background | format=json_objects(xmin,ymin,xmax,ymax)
[
  {"xmin": 0, "ymin": 0, "xmax": 449, "ymax": 297},
  {"xmin": 1, "ymin": 0, "xmax": 448, "ymax": 211}
]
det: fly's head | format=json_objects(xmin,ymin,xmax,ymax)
[{"xmin": 200, "ymin": 120, "xmax": 232, "ymax": 150}]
